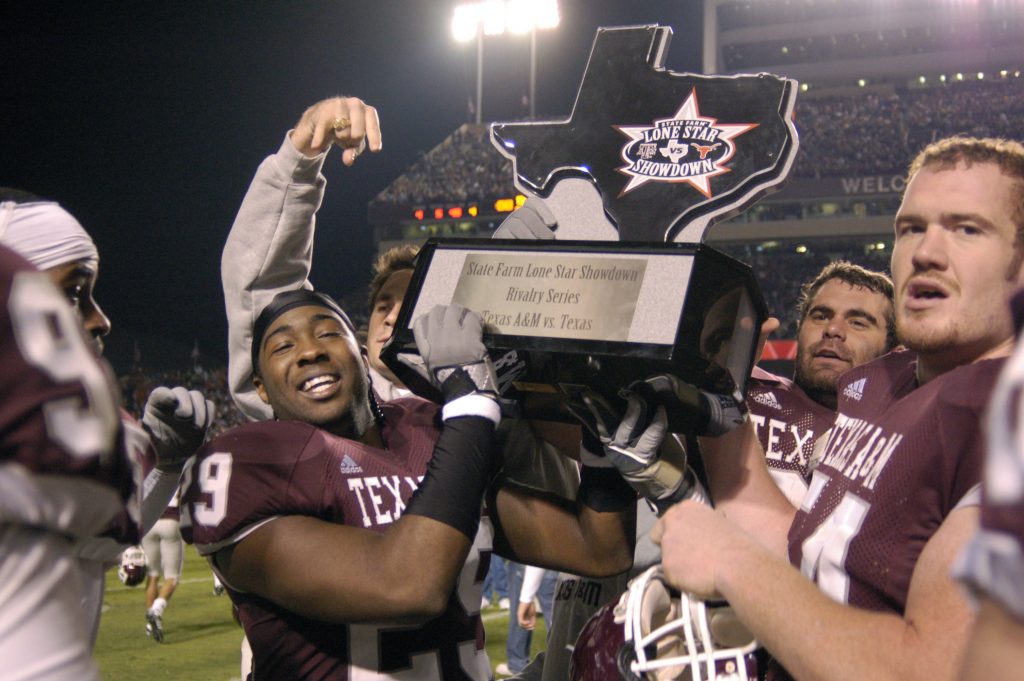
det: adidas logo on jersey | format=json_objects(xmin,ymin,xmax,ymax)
[
  {"xmin": 751, "ymin": 391, "xmax": 781, "ymax": 410},
  {"xmin": 843, "ymin": 378, "xmax": 867, "ymax": 401},
  {"xmin": 339, "ymin": 455, "xmax": 363, "ymax": 474}
]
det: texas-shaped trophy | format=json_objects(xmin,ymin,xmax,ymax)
[{"xmin": 382, "ymin": 24, "xmax": 798, "ymax": 433}]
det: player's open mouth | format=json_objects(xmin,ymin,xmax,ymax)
[
  {"xmin": 812, "ymin": 346, "xmax": 849, "ymax": 365},
  {"xmin": 905, "ymin": 279, "xmax": 949, "ymax": 309},
  {"xmin": 298, "ymin": 373, "xmax": 341, "ymax": 398}
]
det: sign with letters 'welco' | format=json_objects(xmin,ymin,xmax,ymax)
[{"xmin": 383, "ymin": 25, "xmax": 798, "ymax": 430}]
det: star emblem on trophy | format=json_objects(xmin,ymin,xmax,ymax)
[{"xmin": 616, "ymin": 88, "xmax": 758, "ymax": 197}]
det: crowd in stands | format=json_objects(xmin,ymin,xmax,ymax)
[
  {"xmin": 373, "ymin": 79, "xmax": 1023, "ymax": 207},
  {"xmin": 716, "ymin": 0, "xmax": 883, "ymax": 31},
  {"xmin": 373, "ymin": 124, "xmax": 513, "ymax": 206},
  {"xmin": 722, "ymin": 23, "xmax": 1019, "ymax": 73},
  {"xmin": 794, "ymin": 80, "xmax": 1024, "ymax": 177},
  {"xmin": 727, "ymin": 195, "xmax": 903, "ymax": 223}
]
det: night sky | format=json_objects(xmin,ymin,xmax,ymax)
[{"xmin": 0, "ymin": 1, "xmax": 701, "ymax": 372}]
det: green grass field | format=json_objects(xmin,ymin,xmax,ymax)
[{"xmin": 95, "ymin": 545, "xmax": 546, "ymax": 680}]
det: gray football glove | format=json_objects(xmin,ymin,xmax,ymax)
[
  {"xmin": 492, "ymin": 197, "xmax": 557, "ymax": 240},
  {"xmin": 585, "ymin": 392, "xmax": 678, "ymax": 497},
  {"xmin": 402, "ymin": 304, "xmax": 499, "ymax": 404},
  {"xmin": 582, "ymin": 390, "xmax": 708, "ymax": 514},
  {"xmin": 142, "ymin": 386, "xmax": 214, "ymax": 470}
]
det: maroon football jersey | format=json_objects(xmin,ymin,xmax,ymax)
[
  {"xmin": 0, "ymin": 245, "xmax": 129, "ymax": 536},
  {"xmin": 747, "ymin": 366, "xmax": 835, "ymax": 506},
  {"xmin": 768, "ymin": 351, "xmax": 997, "ymax": 681},
  {"xmin": 788, "ymin": 350, "xmax": 993, "ymax": 610},
  {"xmin": 180, "ymin": 397, "xmax": 492, "ymax": 681}
]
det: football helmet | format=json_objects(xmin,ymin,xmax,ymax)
[
  {"xmin": 117, "ymin": 545, "xmax": 148, "ymax": 587},
  {"xmin": 570, "ymin": 566, "xmax": 759, "ymax": 681}
]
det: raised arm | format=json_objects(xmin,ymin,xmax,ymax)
[{"xmin": 222, "ymin": 96, "xmax": 381, "ymax": 420}]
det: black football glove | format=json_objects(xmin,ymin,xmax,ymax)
[{"xmin": 632, "ymin": 373, "xmax": 747, "ymax": 437}]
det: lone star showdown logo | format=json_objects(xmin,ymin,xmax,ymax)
[{"xmin": 616, "ymin": 88, "xmax": 758, "ymax": 198}]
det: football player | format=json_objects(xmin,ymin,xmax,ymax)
[
  {"xmin": 507, "ymin": 266, "xmax": 891, "ymax": 681},
  {"xmin": 181, "ymin": 291, "xmax": 641, "ymax": 680},
  {"xmin": 221, "ymin": 97, "xmax": 555, "ymax": 419},
  {"xmin": 747, "ymin": 261, "xmax": 895, "ymax": 506},
  {"xmin": 0, "ymin": 244, "xmax": 125, "ymax": 680},
  {"xmin": 653, "ymin": 136, "xmax": 1024, "ymax": 681},
  {"xmin": 219, "ymin": 96, "xmax": 603, "ymax": 680},
  {"xmin": 0, "ymin": 190, "xmax": 214, "ymax": 645},
  {"xmin": 140, "ymin": 493, "xmax": 184, "ymax": 642},
  {"xmin": 561, "ymin": 263, "xmax": 894, "ymax": 681},
  {"xmin": 955, "ymin": 289, "xmax": 1024, "ymax": 681}
]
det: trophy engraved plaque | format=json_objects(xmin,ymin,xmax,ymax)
[{"xmin": 381, "ymin": 24, "xmax": 799, "ymax": 432}]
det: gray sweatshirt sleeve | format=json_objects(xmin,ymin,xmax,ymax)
[{"xmin": 221, "ymin": 134, "xmax": 328, "ymax": 421}]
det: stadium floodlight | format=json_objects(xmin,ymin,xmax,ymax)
[
  {"xmin": 506, "ymin": 0, "xmax": 535, "ymax": 34},
  {"xmin": 452, "ymin": 0, "xmax": 560, "ymax": 122},
  {"xmin": 451, "ymin": 4, "xmax": 479, "ymax": 42},
  {"xmin": 481, "ymin": 0, "xmax": 506, "ymax": 36}
]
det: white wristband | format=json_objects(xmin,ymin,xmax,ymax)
[{"xmin": 442, "ymin": 394, "xmax": 501, "ymax": 426}]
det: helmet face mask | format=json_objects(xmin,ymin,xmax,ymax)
[
  {"xmin": 573, "ymin": 567, "xmax": 760, "ymax": 681},
  {"xmin": 117, "ymin": 545, "xmax": 147, "ymax": 587}
]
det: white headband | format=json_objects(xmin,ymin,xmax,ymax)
[{"xmin": 0, "ymin": 200, "xmax": 99, "ymax": 271}]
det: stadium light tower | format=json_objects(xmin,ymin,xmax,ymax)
[{"xmin": 451, "ymin": 0, "xmax": 560, "ymax": 123}]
